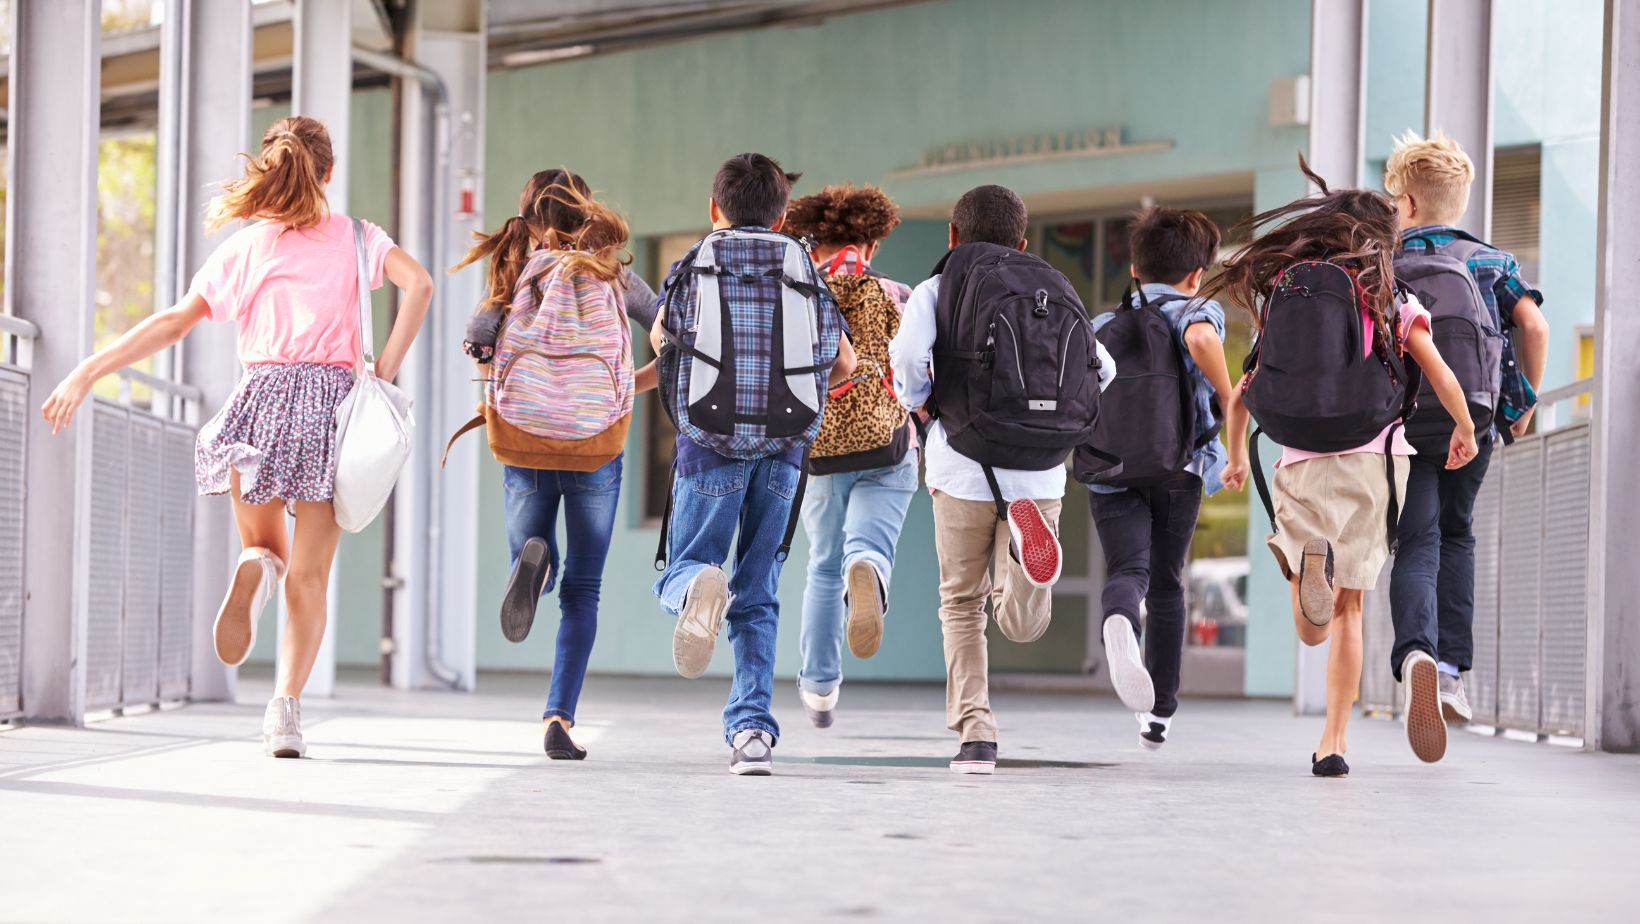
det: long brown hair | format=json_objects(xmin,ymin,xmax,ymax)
[
  {"xmin": 206, "ymin": 116, "xmax": 333, "ymax": 232},
  {"xmin": 1203, "ymin": 154, "xmax": 1400, "ymax": 335},
  {"xmin": 451, "ymin": 168, "xmax": 630, "ymax": 313}
]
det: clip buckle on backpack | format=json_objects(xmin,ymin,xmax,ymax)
[
  {"xmin": 1076, "ymin": 281, "xmax": 1220, "ymax": 488},
  {"xmin": 1243, "ymin": 263, "xmax": 1420, "ymax": 552},
  {"xmin": 652, "ymin": 228, "xmax": 842, "ymax": 570},
  {"xmin": 1394, "ymin": 232, "xmax": 1506, "ymax": 450},
  {"xmin": 442, "ymin": 257, "xmax": 636, "ymax": 473}
]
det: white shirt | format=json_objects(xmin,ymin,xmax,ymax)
[{"xmin": 888, "ymin": 274, "xmax": 1117, "ymax": 503}]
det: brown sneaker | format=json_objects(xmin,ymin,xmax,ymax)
[
  {"xmin": 845, "ymin": 560, "xmax": 886, "ymax": 659},
  {"xmin": 1402, "ymin": 650, "xmax": 1448, "ymax": 763},
  {"xmin": 1297, "ymin": 537, "xmax": 1335, "ymax": 627}
]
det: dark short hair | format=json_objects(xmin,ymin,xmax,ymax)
[
  {"xmin": 712, "ymin": 153, "xmax": 801, "ymax": 228},
  {"xmin": 1128, "ymin": 207, "xmax": 1222, "ymax": 284},
  {"xmin": 951, "ymin": 184, "xmax": 1028, "ymax": 247}
]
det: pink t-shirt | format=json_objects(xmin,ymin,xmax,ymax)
[
  {"xmin": 188, "ymin": 213, "xmax": 396, "ymax": 366},
  {"xmin": 1277, "ymin": 292, "xmax": 1432, "ymax": 467}
]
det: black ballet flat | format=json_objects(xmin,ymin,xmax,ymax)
[
  {"xmin": 1311, "ymin": 752, "xmax": 1349, "ymax": 778},
  {"xmin": 544, "ymin": 722, "xmax": 587, "ymax": 760}
]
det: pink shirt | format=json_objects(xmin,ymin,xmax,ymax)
[
  {"xmin": 1277, "ymin": 293, "xmax": 1432, "ymax": 467},
  {"xmin": 188, "ymin": 213, "xmax": 396, "ymax": 367}
]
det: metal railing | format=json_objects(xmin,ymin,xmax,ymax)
[
  {"xmin": 1361, "ymin": 380, "xmax": 1594, "ymax": 740},
  {"xmin": 0, "ymin": 316, "xmax": 40, "ymax": 719}
]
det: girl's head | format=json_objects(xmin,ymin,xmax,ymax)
[
  {"xmin": 1205, "ymin": 154, "xmax": 1400, "ymax": 331},
  {"xmin": 453, "ymin": 168, "xmax": 630, "ymax": 312},
  {"xmin": 783, "ymin": 184, "xmax": 902, "ymax": 261},
  {"xmin": 207, "ymin": 116, "xmax": 334, "ymax": 232}
]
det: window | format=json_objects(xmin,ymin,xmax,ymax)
[{"xmin": 1493, "ymin": 145, "xmax": 1541, "ymax": 280}]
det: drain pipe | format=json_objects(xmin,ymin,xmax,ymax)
[{"xmin": 352, "ymin": 45, "xmax": 461, "ymax": 689}]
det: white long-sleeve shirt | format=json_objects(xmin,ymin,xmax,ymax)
[{"xmin": 888, "ymin": 274, "xmax": 1116, "ymax": 503}]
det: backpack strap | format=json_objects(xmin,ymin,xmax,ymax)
[
  {"xmin": 1382, "ymin": 425, "xmax": 1403, "ymax": 553},
  {"xmin": 440, "ymin": 412, "xmax": 486, "ymax": 469},
  {"xmin": 351, "ymin": 218, "xmax": 375, "ymax": 369},
  {"xmin": 1249, "ymin": 428, "xmax": 1276, "ymax": 534},
  {"xmin": 981, "ymin": 463, "xmax": 1008, "ymax": 522},
  {"xmin": 653, "ymin": 460, "xmax": 678, "ymax": 571},
  {"xmin": 774, "ymin": 451, "xmax": 812, "ymax": 563}
]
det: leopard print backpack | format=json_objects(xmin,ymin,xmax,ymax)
[{"xmin": 809, "ymin": 272, "xmax": 910, "ymax": 473}]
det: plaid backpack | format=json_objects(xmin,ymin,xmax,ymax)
[{"xmin": 656, "ymin": 228, "xmax": 844, "ymax": 459}]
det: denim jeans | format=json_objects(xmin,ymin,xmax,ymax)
[
  {"xmin": 1389, "ymin": 437, "xmax": 1495, "ymax": 679},
  {"xmin": 1089, "ymin": 475, "xmax": 1202, "ymax": 718},
  {"xmin": 653, "ymin": 456, "xmax": 799, "ymax": 743},
  {"xmin": 797, "ymin": 451, "xmax": 919, "ymax": 696},
  {"xmin": 503, "ymin": 454, "xmax": 623, "ymax": 724}
]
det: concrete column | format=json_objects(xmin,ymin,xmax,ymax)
[
  {"xmin": 175, "ymin": 0, "xmax": 252, "ymax": 705},
  {"xmin": 1425, "ymin": 0, "xmax": 1495, "ymax": 239},
  {"xmin": 283, "ymin": 0, "xmax": 355, "ymax": 696},
  {"xmin": 6, "ymin": 0, "xmax": 102, "ymax": 723},
  {"xmin": 1588, "ymin": 0, "xmax": 1640, "ymax": 752}
]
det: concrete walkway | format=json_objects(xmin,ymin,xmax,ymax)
[{"xmin": 2, "ymin": 671, "xmax": 1636, "ymax": 923}]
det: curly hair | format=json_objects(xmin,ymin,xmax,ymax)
[
  {"xmin": 1202, "ymin": 153, "xmax": 1400, "ymax": 336},
  {"xmin": 783, "ymin": 184, "xmax": 902, "ymax": 246}
]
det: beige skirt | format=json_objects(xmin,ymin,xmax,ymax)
[{"xmin": 1265, "ymin": 452, "xmax": 1410, "ymax": 590}]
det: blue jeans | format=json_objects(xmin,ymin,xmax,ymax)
[
  {"xmin": 653, "ymin": 457, "xmax": 799, "ymax": 744},
  {"xmin": 1389, "ymin": 437, "xmax": 1494, "ymax": 679},
  {"xmin": 503, "ymin": 454, "xmax": 622, "ymax": 724},
  {"xmin": 797, "ymin": 452, "xmax": 918, "ymax": 696}
]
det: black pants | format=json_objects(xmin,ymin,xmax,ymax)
[
  {"xmin": 1089, "ymin": 474, "xmax": 1202, "ymax": 718},
  {"xmin": 1388, "ymin": 437, "xmax": 1495, "ymax": 680}
]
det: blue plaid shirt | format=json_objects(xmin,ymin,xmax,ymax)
[{"xmin": 1399, "ymin": 225, "xmax": 1544, "ymax": 427}]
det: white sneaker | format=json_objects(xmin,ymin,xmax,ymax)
[
  {"xmin": 672, "ymin": 565, "xmax": 732, "ymax": 679},
  {"xmin": 729, "ymin": 729, "xmax": 774, "ymax": 775},
  {"xmin": 263, "ymin": 696, "xmax": 305, "ymax": 758},
  {"xmin": 800, "ymin": 687, "xmax": 839, "ymax": 729},
  {"xmin": 1138, "ymin": 712, "xmax": 1172, "ymax": 751},
  {"xmin": 214, "ymin": 547, "xmax": 284, "ymax": 667},
  {"xmin": 1102, "ymin": 615, "xmax": 1156, "ymax": 712}
]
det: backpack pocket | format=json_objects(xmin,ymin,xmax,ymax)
[{"xmin": 496, "ymin": 349, "xmax": 623, "ymax": 440}]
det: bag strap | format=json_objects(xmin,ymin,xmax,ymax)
[
  {"xmin": 352, "ymin": 218, "xmax": 375, "ymax": 367},
  {"xmin": 440, "ymin": 413, "xmax": 486, "ymax": 469},
  {"xmin": 1383, "ymin": 425, "xmax": 1403, "ymax": 553},
  {"xmin": 1249, "ymin": 428, "xmax": 1276, "ymax": 534},
  {"xmin": 654, "ymin": 461, "xmax": 678, "ymax": 571},
  {"xmin": 775, "ymin": 451, "xmax": 812, "ymax": 563},
  {"xmin": 981, "ymin": 463, "xmax": 1008, "ymax": 522}
]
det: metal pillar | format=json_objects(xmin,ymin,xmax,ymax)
[
  {"xmin": 1588, "ymin": 0, "xmax": 1640, "ymax": 752},
  {"xmin": 1293, "ymin": 0, "xmax": 1369, "ymax": 715},
  {"xmin": 174, "ymin": 0, "xmax": 253, "ymax": 705},
  {"xmin": 384, "ymin": 0, "xmax": 485, "ymax": 691},
  {"xmin": 1425, "ymin": 0, "xmax": 1495, "ymax": 239},
  {"xmin": 284, "ymin": 0, "xmax": 355, "ymax": 696},
  {"xmin": 6, "ymin": 0, "xmax": 102, "ymax": 723}
]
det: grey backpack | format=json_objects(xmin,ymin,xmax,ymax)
[{"xmin": 1394, "ymin": 235, "xmax": 1505, "ymax": 453}]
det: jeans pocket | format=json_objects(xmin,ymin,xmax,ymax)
[
  {"xmin": 767, "ymin": 460, "xmax": 800, "ymax": 500},
  {"xmin": 575, "ymin": 454, "xmax": 623, "ymax": 493},
  {"xmin": 688, "ymin": 463, "xmax": 745, "ymax": 497},
  {"xmin": 863, "ymin": 458, "xmax": 919, "ymax": 491},
  {"xmin": 502, "ymin": 465, "xmax": 539, "ymax": 499},
  {"xmin": 1165, "ymin": 488, "xmax": 1201, "ymax": 538}
]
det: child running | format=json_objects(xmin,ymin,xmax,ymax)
[
  {"xmin": 781, "ymin": 184, "xmax": 918, "ymax": 729},
  {"xmin": 890, "ymin": 185, "xmax": 1116, "ymax": 774},
  {"xmin": 1211, "ymin": 158, "xmax": 1478, "ymax": 778},
  {"xmin": 453, "ymin": 169, "xmax": 658, "ymax": 760},
  {"xmin": 650, "ymin": 154, "xmax": 855, "ymax": 775},
  {"xmin": 40, "ymin": 116, "xmax": 433, "ymax": 758},
  {"xmin": 1081, "ymin": 207, "xmax": 1249, "ymax": 750}
]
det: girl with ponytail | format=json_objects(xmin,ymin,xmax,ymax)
[
  {"xmin": 453, "ymin": 170, "xmax": 659, "ymax": 760},
  {"xmin": 42, "ymin": 115, "xmax": 435, "ymax": 759}
]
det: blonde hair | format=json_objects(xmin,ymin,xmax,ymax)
[
  {"xmin": 1384, "ymin": 129, "xmax": 1474, "ymax": 224},
  {"xmin": 206, "ymin": 116, "xmax": 333, "ymax": 233}
]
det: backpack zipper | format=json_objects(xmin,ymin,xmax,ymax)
[
  {"xmin": 998, "ymin": 314, "xmax": 1027, "ymax": 391},
  {"xmin": 1059, "ymin": 314, "xmax": 1090, "ymax": 389},
  {"xmin": 497, "ymin": 348, "xmax": 621, "ymax": 399}
]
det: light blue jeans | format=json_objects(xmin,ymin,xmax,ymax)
[{"xmin": 797, "ymin": 450, "xmax": 919, "ymax": 697}]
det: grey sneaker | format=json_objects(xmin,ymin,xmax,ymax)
[
  {"xmin": 1401, "ymin": 651, "xmax": 1447, "ymax": 763},
  {"xmin": 729, "ymin": 729, "xmax": 774, "ymax": 775},
  {"xmin": 673, "ymin": 565, "xmax": 732, "ymax": 679},
  {"xmin": 262, "ymin": 696, "xmax": 305, "ymax": 758},
  {"xmin": 1439, "ymin": 672, "xmax": 1474, "ymax": 723},
  {"xmin": 799, "ymin": 687, "xmax": 838, "ymax": 729}
]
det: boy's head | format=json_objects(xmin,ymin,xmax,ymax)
[
  {"xmin": 949, "ymin": 184, "xmax": 1028, "ymax": 250},
  {"xmin": 1383, "ymin": 130, "xmax": 1474, "ymax": 228},
  {"xmin": 710, "ymin": 153, "xmax": 801, "ymax": 230},
  {"xmin": 1127, "ymin": 207, "xmax": 1221, "ymax": 294}
]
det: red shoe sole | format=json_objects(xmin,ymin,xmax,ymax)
[{"xmin": 1007, "ymin": 499, "xmax": 1061, "ymax": 587}]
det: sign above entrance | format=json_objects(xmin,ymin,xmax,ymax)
[{"xmin": 886, "ymin": 127, "xmax": 1173, "ymax": 179}]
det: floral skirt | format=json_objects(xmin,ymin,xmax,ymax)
[{"xmin": 195, "ymin": 362, "xmax": 356, "ymax": 510}]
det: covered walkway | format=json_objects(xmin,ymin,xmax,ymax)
[{"xmin": 2, "ymin": 676, "xmax": 1635, "ymax": 922}]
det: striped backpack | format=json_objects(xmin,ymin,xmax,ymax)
[{"xmin": 446, "ymin": 251, "xmax": 634, "ymax": 471}]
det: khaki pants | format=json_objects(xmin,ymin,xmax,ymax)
[{"xmin": 931, "ymin": 492, "xmax": 1061, "ymax": 742}]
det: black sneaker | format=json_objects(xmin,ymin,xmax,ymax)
[
  {"xmin": 1311, "ymin": 752, "xmax": 1349, "ymax": 778},
  {"xmin": 543, "ymin": 721, "xmax": 586, "ymax": 760},
  {"xmin": 950, "ymin": 741, "xmax": 997, "ymax": 775},
  {"xmin": 501, "ymin": 537, "xmax": 550, "ymax": 643},
  {"xmin": 730, "ymin": 729, "xmax": 774, "ymax": 775}
]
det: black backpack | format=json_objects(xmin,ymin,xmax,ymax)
[
  {"xmin": 928, "ymin": 242, "xmax": 1113, "ymax": 517},
  {"xmin": 1394, "ymin": 233, "xmax": 1505, "ymax": 454},
  {"xmin": 1075, "ymin": 284, "xmax": 1219, "ymax": 487},
  {"xmin": 1242, "ymin": 260, "xmax": 1419, "ymax": 549}
]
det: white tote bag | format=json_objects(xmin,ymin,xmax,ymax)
[{"xmin": 332, "ymin": 218, "xmax": 415, "ymax": 533}]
